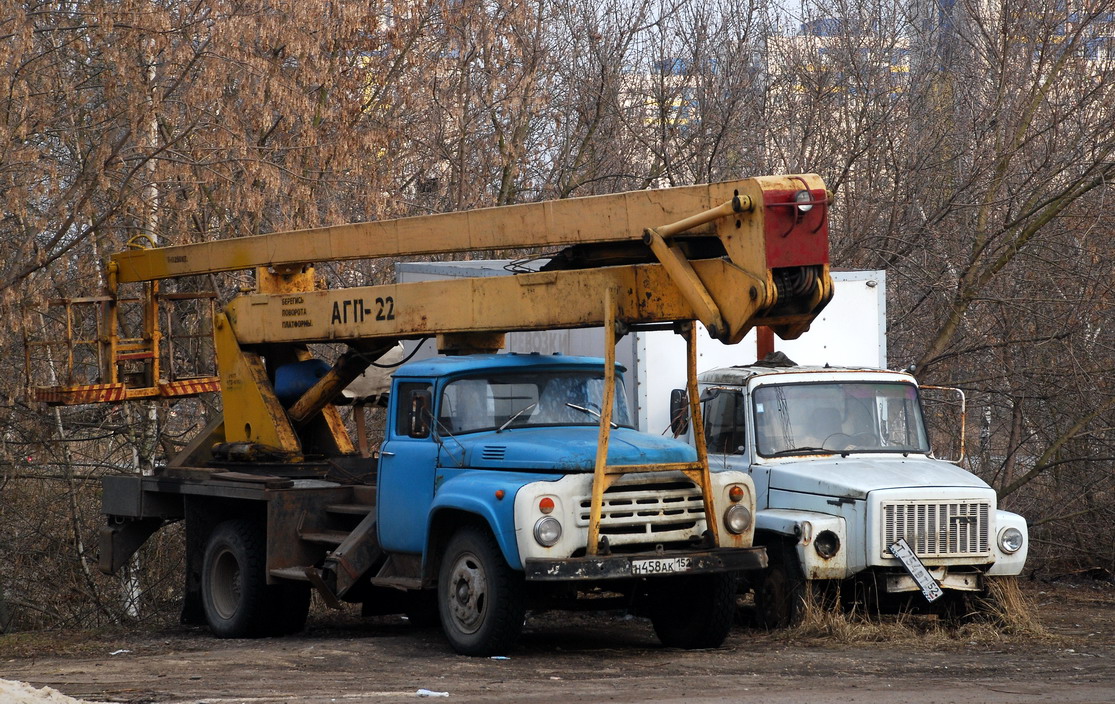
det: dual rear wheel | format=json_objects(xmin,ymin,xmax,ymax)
[{"xmin": 201, "ymin": 519, "xmax": 310, "ymax": 638}]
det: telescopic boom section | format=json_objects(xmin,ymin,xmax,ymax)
[
  {"xmin": 30, "ymin": 174, "xmax": 832, "ymax": 415},
  {"xmin": 118, "ymin": 173, "xmax": 831, "ymax": 345},
  {"xmin": 111, "ymin": 174, "xmax": 829, "ymax": 289}
]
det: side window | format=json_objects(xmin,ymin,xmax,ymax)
[
  {"xmin": 703, "ymin": 389, "xmax": 746, "ymax": 455},
  {"xmin": 395, "ymin": 382, "xmax": 433, "ymax": 439}
]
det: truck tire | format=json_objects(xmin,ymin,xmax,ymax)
[
  {"xmin": 405, "ymin": 590, "xmax": 441, "ymax": 628},
  {"xmin": 268, "ymin": 582, "xmax": 312, "ymax": 636},
  {"xmin": 202, "ymin": 519, "xmax": 294, "ymax": 638},
  {"xmin": 648, "ymin": 572, "xmax": 737, "ymax": 649},
  {"xmin": 754, "ymin": 549, "xmax": 805, "ymax": 629},
  {"xmin": 438, "ymin": 526, "xmax": 525, "ymax": 656}
]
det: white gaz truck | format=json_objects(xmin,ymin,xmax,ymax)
[{"xmin": 687, "ymin": 357, "xmax": 1028, "ymax": 626}]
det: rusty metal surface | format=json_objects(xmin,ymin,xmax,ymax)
[
  {"xmin": 523, "ymin": 547, "xmax": 767, "ymax": 582},
  {"xmin": 108, "ymin": 176, "xmax": 823, "ymax": 283},
  {"xmin": 213, "ymin": 312, "xmax": 302, "ymax": 452},
  {"xmin": 265, "ymin": 483, "xmax": 363, "ymax": 586},
  {"xmin": 98, "ymin": 519, "xmax": 164, "ymax": 575},
  {"xmin": 324, "ymin": 509, "xmax": 384, "ymax": 597}
]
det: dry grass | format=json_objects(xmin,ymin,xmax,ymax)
[
  {"xmin": 774, "ymin": 577, "xmax": 1050, "ymax": 647},
  {"xmin": 0, "ymin": 628, "xmax": 130, "ymax": 659},
  {"xmin": 968, "ymin": 575, "xmax": 1047, "ymax": 637}
]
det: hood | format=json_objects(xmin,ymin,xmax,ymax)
[
  {"xmin": 767, "ymin": 455, "xmax": 991, "ymax": 499},
  {"xmin": 441, "ymin": 426, "xmax": 696, "ymax": 471}
]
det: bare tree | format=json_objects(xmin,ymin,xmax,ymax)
[{"xmin": 5, "ymin": 0, "xmax": 1115, "ymax": 631}]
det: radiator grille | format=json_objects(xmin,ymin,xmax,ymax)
[
  {"xmin": 577, "ymin": 481, "xmax": 704, "ymax": 536},
  {"xmin": 882, "ymin": 500, "xmax": 991, "ymax": 558}
]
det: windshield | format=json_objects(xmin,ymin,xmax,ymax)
[
  {"xmin": 439, "ymin": 370, "xmax": 632, "ymax": 434},
  {"xmin": 753, "ymin": 381, "xmax": 930, "ymax": 456}
]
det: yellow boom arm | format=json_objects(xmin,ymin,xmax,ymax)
[{"xmin": 32, "ymin": 174, "xmax": 833, "ymax": 416}]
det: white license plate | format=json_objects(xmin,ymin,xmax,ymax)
[
  {"xmin": 889, "ymin": 538, "xmax": 944, "ymax": 602},
  {"xmin": 631, "ymin": 557, "xmax": 693, "ymax": 576}
]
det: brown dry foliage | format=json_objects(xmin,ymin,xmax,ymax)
[
  {"xmin": 782, "ymin": 577, "xmax": 1048, "ymax": 646},
  {"xmin": 1, "ymin": 0, "xmax": 1114, "ymax": 631}
]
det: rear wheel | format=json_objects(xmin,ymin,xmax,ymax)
[
  {"xmin": 438, "ymin": 526, "xmax": 525, "ymax": 655},
  {"xmin": 202, "ymin": 519, "xmax": 271, "ymax": 638},
  {"xmin": 269, "ymin": 582, "xmax": 311, "ymax": 635},
  {"xmin": 405, "ymin": 590, "xmax": 441, "ymax": 627},
  {"xmin": 648, "ymin": 573, "xmax": 737, "ymax": 649},
  {"xmin": 201, "ymin": 519, "xmax": 310, "ymax": 638}
]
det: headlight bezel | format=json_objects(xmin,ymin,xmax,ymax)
[
  {"xmin": 533, "ymin": 515, "xmax": 562, "ymax": 547},
  {"xmin": 724, "ymin": 504, "xmax": 753, "ymax": 534},
  {"xmin": 998, "ymin": 526, "xmax": 1024, "ymax": 554},
  {"xmin": 814, "ymin": 529, "xmax": 840, "ymax": 559}
]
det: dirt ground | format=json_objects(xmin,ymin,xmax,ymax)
[{"xmin": 2, "ymin": 578, "xmax": 1113, "ymax": 704}]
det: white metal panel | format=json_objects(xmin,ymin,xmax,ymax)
[
  {"xmin": 637, "ymin": 271, "xmax": 887, "ymax": 435},
  {"xmin": 777, "ymin": 270, "xmax": 886, "ymax": 369},
  {"xmin": 396, "ymin": 262, "xmax": 886, "ymax": 434}
]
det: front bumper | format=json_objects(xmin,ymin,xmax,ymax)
[
  {"xmin": 885, "ymin": 566, "xmax": 983, "ymax": 594},
  {"xmin": 524, "ymin": 546, "xmax": 767, "ymax": 582}
]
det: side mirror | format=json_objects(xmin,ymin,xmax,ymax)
[
  {"xmin": 408, "ymin": 389, "xmax": 433, "ymax": 438},
  {"xmin": 669, "ymin": 389, "xmax": 689, "ymax": 437}
]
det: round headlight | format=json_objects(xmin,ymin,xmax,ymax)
[
  {"xmin": 533, "ymin": 516, "xmax": 562, "ymax": 547},
  {"xmin": 814, "ymin": 530, "xmax": 840, "ymax": 559},
  {"xmin": 724, "ymin": 504, "xmax": 753, "ymax": 534},
  {"xmin": 998, "ymin": 526, "xmax": 1024, "ymax": 554}
]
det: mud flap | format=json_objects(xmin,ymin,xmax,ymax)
[{"xmin": 98, "ymin": 519, "xmax": 163, "ymax": 575}]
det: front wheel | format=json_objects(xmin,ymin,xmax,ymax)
[
  {"xmin": 754, "ymin": 555, "xmax": 805, "ymax": 629},
  {"xmin": 648, "ymin": 573, "xmax": 737, "ymax": 649},
  {"xmin": 438, "ymin": 526, "xmax": 526, "ymax": 656}
]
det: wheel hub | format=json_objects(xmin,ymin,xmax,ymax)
[
  {"xmin": 446, "ymin": 552, "xmax": 487, "ymax": 634},
  {"xmin": 210, "ymin": 548, "xmax": 242, "ymax": 620}
]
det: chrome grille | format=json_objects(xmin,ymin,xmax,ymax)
[
  {"xmin": 882, "ymin": 500, "xmax": 991, "ymax": 558},
  {"xmin": 577, "ymin": 481, "xmax": 704, "ymax": 536}
]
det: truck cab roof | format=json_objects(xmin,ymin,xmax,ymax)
[
  {"xmin": 395, "ymin": 352, "xmax": 625, "ymax": 379},
  {"xmin": 698, "ymin": 363, "xmax": 909, "ymax": 386}
]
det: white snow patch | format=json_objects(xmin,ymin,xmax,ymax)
[{"xmin": 0, "ymin": 679, "xmax": 91, "ymax": 704}]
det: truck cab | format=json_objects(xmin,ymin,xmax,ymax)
[
  {"xmin": 376, "ymin": 353, "xmax": 764, "ymax": 653},
  {"xmin": 691, "ymin": 361, "xmax": 1028, "ymax": 626}
]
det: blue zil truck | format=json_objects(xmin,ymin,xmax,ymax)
[
  {"xmin": 103, "ymin": 353, "xmax": 765, "ymax": 654},
  {"xmin": 32, "ymin": 175, "xmax": 835, "ymax": 653}
]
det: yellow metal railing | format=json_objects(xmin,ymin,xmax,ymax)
[{"xmin": 26, "ymin": 287, "xmax": 220, "ymax": 405}]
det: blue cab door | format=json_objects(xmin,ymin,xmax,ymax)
[{"xmin": 377, "ymin": 381, "xmax": 439, "ymax": 554}]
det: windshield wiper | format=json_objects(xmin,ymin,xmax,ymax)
[
  {"xmin": 432, "ymin": 415, "xmax": 466, "ymax": 467},
  {"xmin": 766, "ymin": 446, "xmax": 830, "ymax": 457},
  {"xmin": 497, "ymin": 402, "xmax": 537, "ymax": 432},
  {"xmin": 566, "ymin": 402, "xmax": 618, "ymax": 429}
]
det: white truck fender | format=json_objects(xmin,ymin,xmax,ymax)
[
  {"xmin": 756, "ymin": 509, "xmax": 851, "ymax": 580},
  {"xmin": 987, "ymin": 510, "xmax": 1029, "ymax": 576}
]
